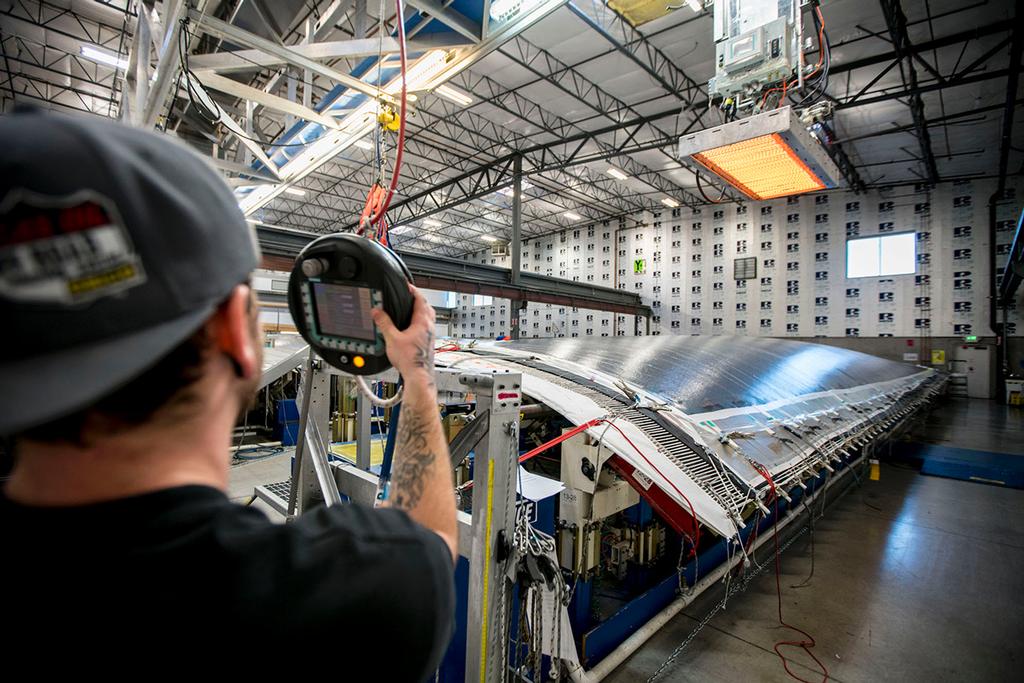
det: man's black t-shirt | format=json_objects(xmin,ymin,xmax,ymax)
[{"xmin": 1, "ymin": 485, "xmax": 455, "ymax": 677}]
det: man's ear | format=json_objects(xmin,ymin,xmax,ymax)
[{"xmin": 216, "ymin": 284, "xmax": 259, "ymax": 380}]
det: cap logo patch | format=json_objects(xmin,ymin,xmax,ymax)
[{"xmin": 0, "ymin": 190, "xmax": 147, "ymax": 305}]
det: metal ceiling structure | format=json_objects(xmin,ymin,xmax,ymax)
[{"xmin": 1, "ymin": 0, "xmax": 1020, "ymax": 258}]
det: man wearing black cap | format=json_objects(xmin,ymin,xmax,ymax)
[{"xmin": 0, "ymin": 109, "xmax": 456, "ymax": 676}]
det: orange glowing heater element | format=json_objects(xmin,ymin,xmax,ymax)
[
  {"xmin": 692, "ymin": 133, "xmax": 827, "ymax": 200},
  {"xmin": 678, "ymin": 107, "xmax": 843, "ymax": 200}
]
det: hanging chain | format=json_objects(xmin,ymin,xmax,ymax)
[
  {"xmin": 493, "ymin": 418, "xmax": 520, "ymax": 683},
  {"xmin": 646, "ymin": 524, "xmax": 811, "ymax": 683}
]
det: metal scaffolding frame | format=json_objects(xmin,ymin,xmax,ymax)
[{"xmin": 253, "ymin": 360, "xmax": 524, "ymax": 683}]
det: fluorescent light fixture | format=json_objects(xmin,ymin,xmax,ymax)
[
  {"xmin": 564, "ymin": 212, "xmax": 582, "ymax": 220},
  {"xmin": 607, "ymin": 167, "xmax": 628, "ymax": 181},
  {"xmin": 685, "ymin": 0, "xmax": 703, "ymax": 12},
  {"xmin": 435, "ymin": 84, "xmax": 473, "ymax": 106},
  {"xmin": 353, "ymin": 139, "xmax": 373, "ymax": 150},
  {"xmin": 481, "ymin": 235, "xmax": 499, "ymax": 242},
  {"xmin": 496, "ymin": 180, "xmax": 534, "ymax": 197},
  {"xmin": 238, "ymin": 119, "xmax": 377, "ymax": 214},
  {"xmin": 661, "ymin": 198, "xmax": 680, "ymax": 208},
  {"xmin": 388, "ymin": 50, "xmax": 451, "ymax": 94},
  {"xmin": 423, "ymin": 218, "xmax": 442, "ymax": 227},
  {"xmin": 283, "ymin": 187, "xmax": 306, "ymax": 196},
  {"xmin": 80, "ymin": 45, "xmax": 128, "ymax": 70},
  {"xmin": 678, "ymin": 106, "xmax": 842, "ymax": 201}
]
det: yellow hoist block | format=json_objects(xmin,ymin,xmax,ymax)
[
  {"xmin": 377, "ymin": 107, "xmax": 401, "ymax": 132},
  {"xmin": 869, "ymin": 458, "xmax": 880, "ymax": 481}
]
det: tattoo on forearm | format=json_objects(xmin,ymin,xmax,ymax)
[
  {"xmin": 391, "ymin": 408, "xmax": 436, "ymax": 510},
  {"xmin": 413, "ymin": 329, "xmax": 434, "ymax": 370},
  {"xmin": 412, "ymin": 328, "xmax": 436, "ymax": 388}
]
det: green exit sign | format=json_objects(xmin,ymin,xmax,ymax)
[{"xmin": 964, "ymin": 335, "xmax": 978, "ymax": 343}]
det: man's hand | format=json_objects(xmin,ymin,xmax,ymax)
[{"xmin": 372, "ymin": 284, "xmax": 436, "ymax": 385}]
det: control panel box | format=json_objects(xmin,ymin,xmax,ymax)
[{"xmin": 710, "ymin": 16, "xmax": 795, "ymax": 100}]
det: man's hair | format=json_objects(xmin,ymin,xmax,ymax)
[{"xmin": 19, "ymin": 323, "xmax": 215, "ymax": 446}]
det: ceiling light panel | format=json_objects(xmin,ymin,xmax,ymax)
[
  {"xmin": 435, "ymin": 84, "xmax": 473, "ymax": 106},
  {"xmin": 80, "ymin": 45, "xmax": 128, "ymax": 70},
  {"xmin": 496, "ymin": 180, "xmax": 534, "ymax": 197}
]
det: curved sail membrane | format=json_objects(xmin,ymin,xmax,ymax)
[
  {"xmin": 499, "ymin": 335, "xmax": 920, "ymax": 413},
  {"xmin": 439, "ymin": 336, "xmax": 944, "ymax": 538}
]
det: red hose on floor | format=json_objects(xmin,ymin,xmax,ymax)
[{"xmin": 751, "ymin": 461, "xmax": 830, "ymax": 683}]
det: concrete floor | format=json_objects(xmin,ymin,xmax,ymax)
[
  {"xmin": 227, "ymin": 448, "xmax": 293, "ymax": 520},
  {"xmin": 911, "ymin": 398, "xmax": 1024, "ymax": 456},
  {"xmin": 607, "ymin": 405, "xmax": 1024, "ymax": 682}
]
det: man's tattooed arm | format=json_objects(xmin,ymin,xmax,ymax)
[
  {"xmin": 387, "ymin": 380, "xmax": 456, "ymax": 560},
  {"xmin": 390, "ymin": 408, "xmax": 433, "ymax": 510},
  {"xmin": 372, "ymin": 285, "xmax": 456, "ymax": 559}
]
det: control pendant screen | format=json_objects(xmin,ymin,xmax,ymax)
[{"xmin": 312, "ymin": 282, "xmax": 375, "ymax": 341}]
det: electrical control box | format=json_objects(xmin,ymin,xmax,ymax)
[{"xmin": 709, "ymin": 0, "xmax": 799, "ymax": 103}]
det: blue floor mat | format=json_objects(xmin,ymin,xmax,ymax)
[{"xmin": 896, "ymin": 443, "xmax": 1024, "ymax": 488}]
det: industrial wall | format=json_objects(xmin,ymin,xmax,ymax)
[{"xmin": 452, "ymin": 178, "xmax": 1023, "ymax": 369}]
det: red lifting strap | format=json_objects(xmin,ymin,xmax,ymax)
[{"xmin": 518, "ymin": 418, "xmax": 603, "ymax": 463}]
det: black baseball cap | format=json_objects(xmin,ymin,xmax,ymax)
[{"xmin": 0, "ymin": 109, "xmax": 260, "ymax": 435}]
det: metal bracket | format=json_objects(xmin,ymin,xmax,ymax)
[{"xmin": 449, "ymin": 408, "xmax": 490, "ymax": 469}]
